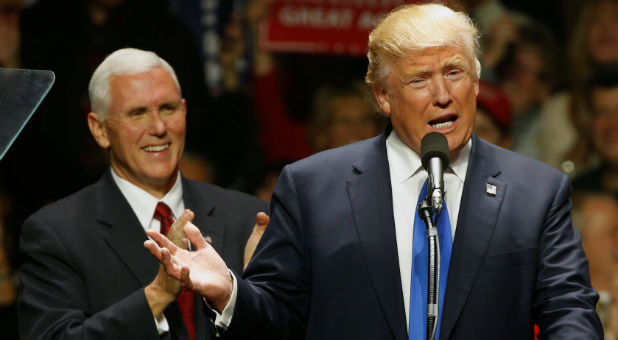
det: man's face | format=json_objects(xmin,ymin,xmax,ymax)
[
  {"xmin": 501, "ymin": 47, "xmax": 549, "ymax": 114},
  {"xmin": 326, "ymin": 96, "xmax": 380, "ymax": 149},
  {"xmin": 591, "ymin": 87, "xmax": 618, "ymax": 167},
  {"xmin": 90, "ymin": 66, "xmax": 186, "ymax": 196},
  {"xmin": 581, "ymin": 195, "xmax": 618, "ymax": 279},
  {"xmin": 374, "ymin": 46, "xmax": 479, "ymax": 159}
]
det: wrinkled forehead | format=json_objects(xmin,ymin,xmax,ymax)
[{"xmin": 393, "ymin": 46, "xmax": 473, "ymax": 78}]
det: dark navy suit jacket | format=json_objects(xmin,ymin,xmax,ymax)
[
  {"xmin": 227, "ymin": 129, "xmax": 602, "ymax": 339},
  {"xmin": 18, "ymin": 170, "xmax": 267, "ymax": 339}
]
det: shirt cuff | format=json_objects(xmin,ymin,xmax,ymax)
[
  {"xmin": 206, "ymin": 269, "xmax": 237, "ymax": 335},
  {"xmin": 154, "ymin": 313, "xmax": 170, "ymax": 335}
]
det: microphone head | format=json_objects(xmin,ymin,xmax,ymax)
[{"xmin": 421, "ymin": 132, "xmax": 450, "ymax": 170}]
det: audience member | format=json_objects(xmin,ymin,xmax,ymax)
[
  {"xmin": 17, "ymin": 48, "xmax": 267, "ymax": 339},
  {"xmin": 572, "ymin": 191, "xmax": 618, "ymax": 339},
  {"xmin": 178, "ymin": 150, "xmax": 214, "ymax": 183},
  {"xmin": 536, "ymin": 0, "xmax": 618, "ymax": 176},
  {"xmin": 250, "ymin": 81, "xmax": 387, "ymax": 203},
  {"xmin": 572, "ymin": 64, "xmax": 618, "ymax": 196},
  {"xmin": 173, "ymin": 1, "xmax": 266, "ymax": 191},
  {"xmin": 308, "ymin": 81, "xmax": 387, "ymax": 153},
  {"xmin": 474, "ymin": 80, "xmax": 512, "ymax": 149},
  {"xmin": 246, "ymin": 0, "xmax": 368, "ymax": 164},
  {"xmin": 493, "ymin": 21, "xmax": 558, "ymax": 159},
  {"xmin": 451, "ymin": 0, "xmax": 533, "ymax": 80}
]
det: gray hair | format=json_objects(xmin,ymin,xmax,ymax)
[
  {"xmin": 366, "ymin": 3, "xmax": 481, "ymax": 89},
  {"xmin": 88, "ymin": 48, "xmax": 181, "ymax": 120}
]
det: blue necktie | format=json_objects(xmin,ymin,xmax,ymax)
[{"xmin": 409, "ymin": 181, "xmax": 453, "ymax": 340}]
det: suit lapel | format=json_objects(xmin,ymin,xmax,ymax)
[
  {"xmin": 96, "ymin": 170, "xmax": 158, "ymax": 286},
  {"xmin": 346, "ymin": 129, "xmax": 408, "ymax": 339},
  {"xmin": 440, "ymin": 137, "xmax": 506, "ymax": 339},
  {"xmin": 182, "ymin": 178, "xmax": 225, "ymax": 340},
  {"xmin": 182, "ymin": 178, "xmax": 225, "ymax": 254}
]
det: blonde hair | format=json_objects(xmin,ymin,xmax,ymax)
[{"xmin": 365, "ymin": 3, "xmax": 481, "ymax": 88}]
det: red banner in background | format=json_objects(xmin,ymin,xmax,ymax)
[{"xmin": 259, "ymin": 0, "xmax": 430, "ymax": 56}]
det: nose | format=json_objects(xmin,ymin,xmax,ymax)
[
  {"xmin": 431, "ymin": 76, "xmax": 452, "ymax": 107},
  {"xmin": 147, "ymin": 111, "xmax": 167, "ymax": 136}
]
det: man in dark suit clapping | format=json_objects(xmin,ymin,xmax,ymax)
[{"xmin": 18, "ymin": 48, "xmax": 268, "ymax": 339}]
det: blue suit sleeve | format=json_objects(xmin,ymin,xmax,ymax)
[
  {"xmin": 224, "ymin": 165, "xmax": 309, "ymax": 339},
  {"xmin": 534, "ymin": 174, "xmax": 604, "ymax": 339}
]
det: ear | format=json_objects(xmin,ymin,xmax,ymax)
[
  {"xmin": 181, "ymin": 98, "xmax": 187, "ymax": 115},
  {"xmin": 88, "ymin": 112, "xmax": 110, "ymax": 149},
  {"xmin": 474, "ymin": 78, "xmax": 480, "ymax": 97},
  {"xmin": 371, "ymin": 85, "xmax": 391, "ymax": 116}
]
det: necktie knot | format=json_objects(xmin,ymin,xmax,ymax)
[{"xmin": 154, "ymin": 202, "xmax": 173, "ymax": 236}]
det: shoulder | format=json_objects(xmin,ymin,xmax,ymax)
[
  {"xmin": 26, "ymin": 183, "xmax": 98, "ymax": 227},
  {"xmin": 286, "ymin": 137, "xmax": 379, "ymax": 178},
  {"xmin": 477, "ymin": 138, "xmax": 569, "ymax": 190},
  {"xmin": 183, "ymin": 178, "xmax": 267, "ymax": 210},
  {"xmin": 20, "ymin": 182, "xmax": 102, "ymax": 252},
  {"xmin": 480, "ymin": 137, "xmax": 561, "ymax": 171}
]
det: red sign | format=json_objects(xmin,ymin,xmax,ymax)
[{"xmin": 259, "ymin": 0, "xmax": 431, "ymax": 56}]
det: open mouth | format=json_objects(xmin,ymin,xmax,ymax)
[
  {"xmin": 429, "ymin": 114, "xmax": 457, "ymax": 129},
  {"xmin": 143, "ymin": 143, "xmax": 170, "ymax": 152}
]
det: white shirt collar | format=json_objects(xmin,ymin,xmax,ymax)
[
  {"xmin": 386, "ymin": 131, "xmax": 472, "ymax": 184},
  {"xmin": 110, "ymin": 168, "xmax": 184, "ymax": 230}
]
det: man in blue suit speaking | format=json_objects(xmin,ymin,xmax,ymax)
[{"xmin": 146, "ymin": 3, "xmax": 603, "ymax": 339}]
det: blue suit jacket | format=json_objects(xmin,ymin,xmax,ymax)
[{"xmin": 226, "ymin": 128, "xmax": 602, "ymax": 339}]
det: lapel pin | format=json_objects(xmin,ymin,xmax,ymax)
[{"xmin": 486, "ymin": 183, "xmax": 497, "ymax": 197}]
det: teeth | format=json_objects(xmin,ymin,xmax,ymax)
[
  {"xmin": 144, "ymin": 144, "xmax": 169, "ymax": 152},
  {"xmin": 431, "ymin": 121, "xmax": 454, "ymax": 129}
]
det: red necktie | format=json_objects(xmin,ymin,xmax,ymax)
[{"xmin": 154, "ymin": 202, "xmax": 195, "ymax": 339}]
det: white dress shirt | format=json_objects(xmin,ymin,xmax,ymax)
[
  {"xmin": 110, "ymin": 168, "xmax": 185, "ymax": 334},
  {"xmin": 386, "ymin": 131, "xmax": 471, "ymax": 331}
]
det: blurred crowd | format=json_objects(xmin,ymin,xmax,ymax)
[{"xmin": 0, "ymin": 0, "xmax": 616, "ymax": 338}]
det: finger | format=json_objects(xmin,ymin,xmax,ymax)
[
  {"xmin": 144, "ymin": 240, "xmax": 164, "ymax": 261},
  {"xmin": 146, "ymin": 230, "xmax": 180, "ymax": 255},
  {"xmin": 184, "ymin": 222, "xmax": 209, "ymax": 250},
  {"xmin": 159, "ymin": 248, "xmax": 181, "ymax": 279},
  {"xmin": 180, "ymin": 266, "xmax": 192, "ymax": 290},
  {"xmin": 168, "ymin": 209, "xmax": 195, "ymax": 248},
  {"xmin": 160, "ymin": 248, "xmax": 171, "ymax": 265},
  {"xmin": 256, "ymin": 212, "xmax": 270, "ymax": 230}
]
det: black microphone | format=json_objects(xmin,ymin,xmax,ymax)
[{"xmin": 421, "ymin": 132, "xmax": 450, "ymax": 215}]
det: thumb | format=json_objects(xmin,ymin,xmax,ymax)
[{"xmin": 255, "ymin": 212, "xmax": 270, "ymax": 232}]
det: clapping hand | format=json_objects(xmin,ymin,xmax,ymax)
[
  {"xmin": 145, "ymin": 209, "xmax": 195, "ymax": 317},
  {"xmin": 145, "ymin": 220, "xmax": 234, "ymax": 313}
]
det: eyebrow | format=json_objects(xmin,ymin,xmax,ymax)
[
  {"xmin": 159, "ymin": 100, "xmax": 181, "ymax": 108},
  {"xmin": 398, "ymin": 55, "xmax": 471, "ymax": 83},
  {"xmin": 441, "ymin": 56, "xmax": 470, "ymax": 72}
]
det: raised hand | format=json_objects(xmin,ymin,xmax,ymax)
[
  {"xmin": 145, "ymin": 222, "xmax": 234, "ymax": 313},
  {"xmin": 243, "ymin": 212, "xmax": 270, "ymax": 270}
]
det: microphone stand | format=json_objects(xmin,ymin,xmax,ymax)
[{"xmin": 418, "ymin": 198, "xmax": 441, "ymax": 340}]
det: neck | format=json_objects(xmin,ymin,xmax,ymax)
[{"xmin": 110, "ymin": 167, "xmax": 178, "ymax": 199}]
